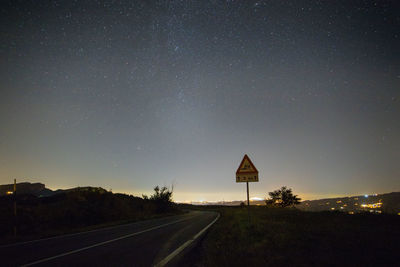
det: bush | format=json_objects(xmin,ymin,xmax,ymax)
[
  {"xmin": 143, "ymin": 186, "xmax": 174, "ymax": 213},
  {"xmin": 266, "ymin": 186, "xmax": 301, "ymax": 207}
]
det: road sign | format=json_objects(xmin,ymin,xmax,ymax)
[{"xmin": 236, "ymin": 154, "xmax": 258, "ymax": 183}]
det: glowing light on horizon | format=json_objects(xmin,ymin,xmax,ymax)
[{"xmin": 250, "ymin": 197, "xmax": 264, "ymax": 201}]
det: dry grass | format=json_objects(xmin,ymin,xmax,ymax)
[{"xmin": 185, "ymin": 206, "xmax": 400, "ymax": 266}]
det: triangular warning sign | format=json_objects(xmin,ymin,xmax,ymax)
[{"xmin": 236, "ymin": 154, "xmax": 258, "ymax": 174}]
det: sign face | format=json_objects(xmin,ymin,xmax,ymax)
[{"xmin": 236, "ymin": 154, "xmax": 259, "ymax": 183}]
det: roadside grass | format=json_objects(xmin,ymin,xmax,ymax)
[
  {"xmin": 0, "ymin": 190, "xmax": 182, "ymax": 245},
  {"xmin": 188, "ymin": 206, "xmax": 399, "ymax": 266}
]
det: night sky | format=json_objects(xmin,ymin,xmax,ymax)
[{"xmin": 1, "ymin": 1, "xmax": 399, "ymax": 202}]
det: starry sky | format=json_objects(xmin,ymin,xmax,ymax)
[{"xmin": 1, "ymin": 0, "xmax": 399, "ymax": 202}]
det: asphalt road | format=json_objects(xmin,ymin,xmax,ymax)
[{"xmin": 0, "ymin": 210, "xmax": 219, "ymax": 267}]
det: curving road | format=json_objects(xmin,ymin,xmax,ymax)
[{"xmin": 0, "ymin": 210, "xmax": 218, "ymax": 267}]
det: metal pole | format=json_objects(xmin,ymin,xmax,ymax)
[
  {"xmin": 246, "ymin": 181, "xmax": 250, "ymax": 206},
  {"xmin": 246, "ymin": 181, "xmax": 250, "ymax": 225},
  {"xmin": 14, "ymin": 179, "xmax": 17, "ymax": 237}
]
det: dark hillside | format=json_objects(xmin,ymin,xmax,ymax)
[
  {"xmin": 298, "ymin": 192, "xmax": 400, "ymax": 214},
  {"xmin": 0, "ymin": 187, "xmax": 180, "ymax": 243},
  {"xmin": 0, "ymin": 182, "xmax": 53, "ymax": 197}
]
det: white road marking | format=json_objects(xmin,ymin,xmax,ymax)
[
  {"xmin": 154, "ymin": 213, "xmax": 220, "ymax": 267},
  {"xmin": 0, "ymin": 215, "xmax": 185, "ymax": 249},
  {"xmin": 21, "ymin": 216, "xmax": 196, "ymax": 267}
]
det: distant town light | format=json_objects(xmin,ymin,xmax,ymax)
[
  {"xmin": 364, "ymin": 194, "xmax": 368, "ymax": 198},
  {"xmin": 6, "ymin": 191, "xmax": 13, "ymax": 195},
  {"xmin": 361, "ymin": 203, "xmax": 382, "ymax": 209}
]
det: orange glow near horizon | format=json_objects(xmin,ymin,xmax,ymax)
[{"xmin": 11, "ymin": 181, "xmax": 395, "ymax": 204}]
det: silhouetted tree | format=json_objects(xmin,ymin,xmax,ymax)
[
  {"xmin": 266, "ymin": 186, "xmax": 301, "ymax": 207},
  {"xmin": 149, "ymin": 186, "xmax": 173, "ymax": 202},
  {"xmin": 143, "ymin": 186, "xmax": 174, "ymax": 212}
]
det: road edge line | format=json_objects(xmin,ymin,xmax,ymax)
[
  {"xmin": 154, "ymin": 212, "xmax": 220, "ymax": 267},
  {"xmin": 20, "ymin": 216, "xmax": 195, "ymax": 267}
]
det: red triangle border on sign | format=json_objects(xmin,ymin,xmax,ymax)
[{"xmin": 236, "ymin": 154, "xmax": 258, "ymax": 174}]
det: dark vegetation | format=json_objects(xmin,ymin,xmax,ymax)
[
  {"xmin": 183, "ymin": 206, "xmax": 400, "ymax": 266},
  {"xmin": 142, "ymin": 186, "xmax": 174, "ymax": 213},
  {"xmin": 0, "ymin": 186, "xmax": 179, "ymax": 244},
  {"xmin": 266, "ymin": 186, "xmax": 301, "ymax": 207}
]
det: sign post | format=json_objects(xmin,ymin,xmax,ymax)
[
  {"xmin": 236, "ymin": 154, "xmax": 259, "ymax": 223},
  {"xmin": 13, "ymin": 179, "xmax": 17, "ymax": 237}
]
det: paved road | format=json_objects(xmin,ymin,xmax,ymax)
[{"xmin": 0, "ymin": 211, "xmax": 218, "ymax": 267}]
